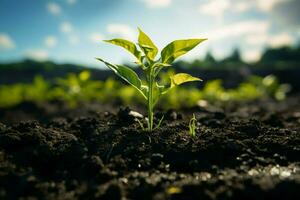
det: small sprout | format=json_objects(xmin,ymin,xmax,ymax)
[
  {"xmin": 154, "ymin": 115, "xmax": 164, "ymax": 130},
  {"xmin": 189, "ymin": 113, "xmax": 197, "ymax": 137},
  {"xmin": 97, "ymin": 28, "xmax": 206, "ymax": 131},
  {"xmin": 136, "ymin": 118, "xmax": 145, "ymax": 131}
]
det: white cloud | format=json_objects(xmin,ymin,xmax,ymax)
[
  {"xmin": 233, "ymin": 1, "xmax": 255, "ymax": 12},
  {"xmin": 60, "ymin": 22, "xmax": 73, "ymax": 34},
  {"xmin": 246, "ymin": 32, "xmax": 294, "ymax": 47},
  {"xmin": 141, "ymin": 0, "xmax": 172, "ymax": 8},
  {"xmin": 67, "ymin": 0, "xmax": 77, "ymax": 5},
  {"xmin": 47, "ymin": 2, "xmax": 62, "ymax": 15},
  {"xmin": 89, "ymin": 33, "xmax": 104, "ymax": 43},
  {"xmin": 243, "ymin": 50, "xmax": 262, "ymax": 62},
  {"xmin": 199, "ymin": 0, "xmax": 287, "ymax": 17},
  {"xmin": 206, "ymin": 20, "xmax": 270, "ymax": 41},
  {"xmin": 68, "ymin": 35, "xmax": 79, "ymax": 45},
  {"xmin": 256, "ymin": 0, "xmax": 286, "ymax": 12},
  {"xmin": 199, "ymin": 0, "xmax": 230, "ymax": 19},
  {"xmin": 245, "ymin": 34, "xmax": 269, "ymax": 46},
  {"xmin": 25, "ymin": 49, "xmax": 49, "ymax": 61},
  {"xmin": 107, "ymin": 24, "xmax": 135, "ymax": 40},
  {"xmin": 44, "ymin": 36, "xmax": 57, "ymax": 48},
  {"xmin": 0, "ymin": 33, "xmax": 15, "ymax": 50},
  {"xmin": 268, "ymin": 33, "xmax": 294, "ymax": 48},
  {"xmin": 59, "ymin": 22, "xmax": 79, "ymax": 45},
  {"xmin": 201, "ymin": 0, "xmax": 257, "ymax": 14}
]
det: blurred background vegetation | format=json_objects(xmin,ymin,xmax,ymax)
[
  {"xmin": 0, "ymin": 44, "xmax": 297, "ymax": 109},
  {"xmin": 1, "ymin": 0, "xmax": 300, "ymax": 109}
]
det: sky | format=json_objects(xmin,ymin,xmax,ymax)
[{"xmin": 0, "ymin": 0, "xmax": 300, "ymax": 68}]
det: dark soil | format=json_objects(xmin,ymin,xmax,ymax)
[{"xmin": 0, "ymin": 97, "xmax": 300, "ymax": 200}]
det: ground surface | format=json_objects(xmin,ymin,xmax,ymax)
[{"xmin": 0, "ymin": 97, "xmax": 300, "ymax": 200}]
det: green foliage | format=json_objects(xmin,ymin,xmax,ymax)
[
  {"xmin": 0, "ymin": 84, "xmax": 24, "ymax": 107},
  {"xmin": 189, "ymin": 114, "xmax": 197, "ymax": 137},
  {"xmin": 170, "ymin": 73, "xmax": 202, "ymax": 89},
  {"xmin": 97, "ymin": 28, "xmax": 206, "ymax": 131},
  {"xmin": 221, "ymin": 48, "xmax": 242, "ymax": 64},
  {"xmin": 248, "ymin": 75, "xmax": 291, "ymax": 101},
  {"xmin": 0, "ymin": 71, "xmax": 290, "ymax": 112},
  {"xmin": 157, "ymin": 73, "xmax": 290, "ymax": 109},
  {"xmin": 161, "ymin": 39, "xmax": 206, "ymax": 64},
  {"xmin": 53, "ymin": 70, "xmax": 102, "ymax": 107},
  {"xmin": 260, "ymin": 46, "xmax": 300, "ymax": 63},
  {"xmin": 96, "ymin": 58, "xmax": 147, "ymax": 99},
  {"xmin": 138, "ymin": 28, "xmax": 158, "ymax": 61},
  {"xmin": 0, "ymin": 76, "xmax": 50, "ymax": 107},
  {"xmin": 23, "ymin": 75, "xmax": 50, "ymax": 102},
  {"xmin": 103, "ymin": 39, "xmax": 142, "ymax": 61}
]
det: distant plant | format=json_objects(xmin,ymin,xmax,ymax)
[
  {"xmin": 189, "ymin": 114, "xmax": 197, "ymax": 137},
  {"xmin": 54, "ymin": 71, "xmax": 101, "ymax": 107},
  {"xmin": 0, "ymin": 73, "xmax": 289, "ymax": 109},
  {"xmin": 248, "ymin": 75, "xmax": 291, "ymax": 101},
  {"xmin": 97, "ymin": 28, "xmax": 206, "ymax": 131}
]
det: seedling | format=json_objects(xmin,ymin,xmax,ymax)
[
  {"xmin": 97, "ymin": 28, "xmax": 206, "ymax": 131},
  {"xmin": 189, "ymin": 113, "xmax": 197, "ymax": 137}
]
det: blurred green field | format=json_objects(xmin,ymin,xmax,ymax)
[{"xmin": 0, "ymin": 70, "xmax": 290, "ymax": 109}]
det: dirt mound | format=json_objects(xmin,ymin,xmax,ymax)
[{"xmin": 0, "ymin": 98, "xmax": 300, "ymax": 199}]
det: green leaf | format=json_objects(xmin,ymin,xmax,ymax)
[
  {"xmin": 161, "ymin": 73, "xmax": 201, "ymax": 95},
  {"xmin": 138, "ymin": 28, "xmax": 158, "ymax": 60},
  {"xmin": 161, "ymin": 39, "xmax": 207, "ymax": 64},
  {"xmin": 96, "ymin": 58, "xmax": 147, "ymax": 99},
  {"xmin": 104, "ymin": 39, "xmax": 142, "ymax": 61},
  {"xmin": 170, "ymin": 73, "xmax": 202, "ymax": 88}
]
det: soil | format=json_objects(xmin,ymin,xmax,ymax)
[{"xmin": 0, "ymin": 97, "xmax": 300, "ymax": 200}]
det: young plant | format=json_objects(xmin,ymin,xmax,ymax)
[
  {"xmin": 97, "ymin": 28, "xmax": 206, "ymax": 131},
  {"xmin": 189, "ymin": 113, "xmax": 197, "ymax": 137}
]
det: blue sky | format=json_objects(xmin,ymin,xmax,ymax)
[{"xmin": 0, "ymin": 0, "xmax": 299, "ymax": 68}]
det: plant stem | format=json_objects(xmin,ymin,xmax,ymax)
[{"xmin": 147, "ymin": 69, "xmax": 154, "ymax": 131}]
